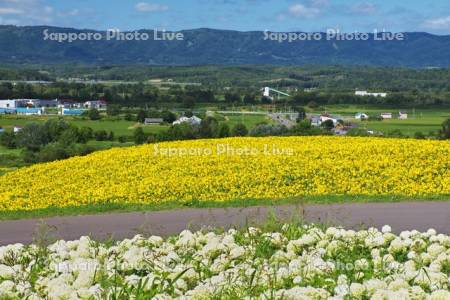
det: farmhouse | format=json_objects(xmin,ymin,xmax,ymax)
[
  {"xmin": 30, "ymin": 99, "xmax": 58, "ymax": 108},
  {"xmin": 84, "ymin": 100, "xmax": 107, "ymax": 110},
  {"xmin": 355, "ymin": 91, "xmax": 387, "ymax": 97},
  {"xmin": 145, "ymin": 118, "xmax": 164, "ymax": 125},
  {"xmin": 320, "ymin": 115, "xmax": 338, "ymax": 125},
  {"xmin": 380, "ymin": 113, "xmax": 392, "ymax": 119},
  {"xmin": 355, "ymin": 112, "xmax": 368, "ymax": 119},
  {"xmin": 399, "ymin": 111, "xmax": 408, "ymax": 120},
  {"xmin": 173, "ymin": 116, "xmax": 202, "ymax": 126},
  {"xmin": 0, "ymin": 99, "xmax": 29, "ymax": 109}
]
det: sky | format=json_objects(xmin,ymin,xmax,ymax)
[{"xmin": 0, "ymin": 0, "xmax": 449, "ymax": 34}]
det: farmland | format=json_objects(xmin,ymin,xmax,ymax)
[
  {"xmin": 0, "ymin": 136, "xmax": 448, "ymax": 218},
  {"xmin": 310, "ymin": 105, "xmax": 450, "ymax": 136}
]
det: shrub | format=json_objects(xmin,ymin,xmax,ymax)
[
  {"xmin": 0, "ymin": 131, "xmax": 16, "ymax": 149},
  {"xmin": 232, "ymin": 123, "xmax": 248, "ymax": 137},
  {"xmin": 134, "ymin": 127, "xmax": 146, "ymax": 145},
  {"xmin": 94, "ymin": 130, "xmax": 108, "ymax": 141}
]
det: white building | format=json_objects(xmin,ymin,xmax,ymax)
[
  {"xmin": 398, "ymin": 111, "xmax": 408, "ymax": 120},
  {"xmin": 380, "ymin": 113, "xmax": 392, "ymax": 119},
  {"xmin": 173, "ymin": 116, "xmax": 202, "ymax": 126},
  {"xmin": 84, "ymin": 100, "xmax": 107, "ymax": 110},
  {"xmin": 355, "ymin": 91, "xmax": 387, "ymax": 98},
  {"xmin": 145, "ymin": 118, "xmax": 164, "ymax": 125},
  {"xmin": 355, "ymin": 112, "xmax": 369, "ymax": 119},
  {"xmin": 0, "ymin": 99, "xmax": 25, "ymax": 109},
  {"xmin": 320, "ymin": 115, "xmax": 338, "ymax": 125}
]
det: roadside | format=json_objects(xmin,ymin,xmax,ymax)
[{"xmin": 0, "ymin": 202, "xmax": 448, "ymax": 245}]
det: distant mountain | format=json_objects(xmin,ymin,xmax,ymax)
[{"xmin": 1, "ymin": 25, "xmax": 450, "ymax": 67}]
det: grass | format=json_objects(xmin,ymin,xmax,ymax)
[
  {"xmin": 0, "ymin": 114, "xmax": 268, "ymax": 137},
  {"xmin": 0, "ymin": 115, "xmax": 170, "ymax": 136},
  {"xmin": 312, "ymin": 105, "xmax": 449, "ymax": 136},
  {"xmin": 220, "ymin": 113, "xmax": 270, "ymax": 128},
  {"xmin": 0, "ymin": 194, "xmax": 447, "ymax": 221}
]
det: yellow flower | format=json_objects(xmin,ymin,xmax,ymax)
[{"xmin": 0, "ymin": 137, "xmax": 448, "ymax": 211}]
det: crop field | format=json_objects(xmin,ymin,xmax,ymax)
[
  {"xmin": 0, "ymin": 136, "xmax": 448, "ymax": 216},
  {"xmin": 0, "ymin": 223, "xmax": 448, "ymax": 299},
  {"xmin": 316, "ymin": 106, "xmax": 450, "ymax": 136},
  {"xmin": 0, "ymin": 115, "xmax": 169, "ymax": 136}
]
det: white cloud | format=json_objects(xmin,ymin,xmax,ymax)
[
  {"xmin": 0, "ymin": 0, "xmax": 83, "ymax": 25},
  {"xmin": 0, "ymin": 7, "xmax": 23, "ymax": 14},
  {"xmin": 135, "ymin": 2, "xmax": 169, "ymax": 13},
  {"xmin": 352, "ymin": 2, "xmax": 377, "ymax": 14},
  {"xmin": 423, "ymin": 16, "xmax": 450, "ymax": 30},
  {"xmin": 288, "ymin": 3, "xmax": 320, "ymax": 18}
]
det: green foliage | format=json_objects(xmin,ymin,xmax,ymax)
[
  {"xmin": 94, "ymin": 130, "xmax": 109, "ymax": 141},
  {"xmin": 134, "ymin": 127, "xmax": 146, "ymax": 145},
  {"xmin": 199, "ymin": 117, "xmax": 219, "ymax": 138},
  {"xmin": 0, "ymin": 131, "xmax": 16, "ymax": 149},
  {"xmin": 86, "ymin": 109, "xmax": 101, "ymax": 121},
  {"xmin": 250, "ymin": 124, "xmax": 288, "ymax": 137},
  {"xmin": 217, "ymin": 123, "xmax": 231, "ymax": 138},
  {"xmin": 16, "ymin": 123, "xmax": 49, "ymax": 151},
  {"xmin": 232, "ymin": 123, "xmax": 248, "ymax": 137},
  {"xmin": 136, "ymin": 110, "xmax": 147, "ymax": 123},
  {"xmin": 321, "ymin": 119, "xmax": 334, "ymax": 130},
  {"xmin": 439, "ymin": 119, "xmax": 450, "ymax": 139}
]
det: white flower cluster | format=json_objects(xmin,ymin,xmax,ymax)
[{"xmin": 0, "ymin": 225, "xmax": 449, "ymax": 299}]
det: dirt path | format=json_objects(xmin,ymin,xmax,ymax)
[{"xmin": 0, "ymin": 202, "xmax": 448, "ymax": 245}]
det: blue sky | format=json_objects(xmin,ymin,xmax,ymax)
[{"xmin": 0, "ymin": 0, "xmax": 449, "ymax": 34}]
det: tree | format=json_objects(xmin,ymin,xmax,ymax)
[
  {"xmin": 136, "ymin": 110, "xmax": 147, "ymax": 123},
  {"xmin": 87, "ymin": 109, "xmax": 101, "ymax": 120},
  {"xmin": 78, "ymin": 127, "xmax": 94, "ymax": 144},
  {"xmin": 167, "ymin": 124, "xmax": 195, "ymax": 140},
  {"xmin": 243, "ymin": 94, "xmax": 256, "ymax": 105},
  {"xmin": 38, "ymin": 143, "xmax": 69, "ymax": 163},
  {"xmin": 182, "ymin": 96, "xmax": 196, "ymax": 108},
  {"xmin": 199, "ymin": 117, "xmax": 219, "ymax": 138},
  {"xmin": 321, "ymin": 120, "xmax": 334, "ymax": 130},
  {"xmin": 232, "ymin": 123, "xmax": 248, "ymax": 137},
  {"xmin": 161, "ymin": 110, "xmax": 177, "ymax": 123},
  {"xmin": 124, "ymin": 113, "xmax": 135, "ymax": 121},
  {"xmin": 439, "ymin": 119, "xmax": 450, "ymax": 140},
  {"xmin": 218, "ymin": 123, "xmax": 230, "ymax": 138},
  {"xmin": 43, "ymin": 119, "xmax": 70, "ymax": 142},
  {"xmin": 414, "ymin": 132, "xmax": 425, "ymax": 139},
  {"xmin": 58, "ymin": 126, "xmax": 80, "ymax": 147},
  {"xmin": 0, "ymin": 131, "xmax": 16, "ymax": 149},
  {"xmin": 225, "ymin": 92, "xmax": 241, "ymax": 104},
  {"xmin": 106, "ymin": 104, "xmax": 121, "ymax": 116},
  {"xmin": 134, "ymin": 127, "xmax": 146, "ymax": 145},
  {"xmin": 16, "ymin": 123, "xmax": 48, "ymax": 151},
  {"xmin": 292, "ymin": 106, "xmax": 306, "ymax": 121},
  {"xmin": 108, "ymin": 131, "xmax": 115, "ymax": 141},
  {"xmin": 94, "ymin": 130, "xmax": 108, "ymax": 141}
]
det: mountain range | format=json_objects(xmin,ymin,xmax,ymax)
[{"xmin": 1, "ymin": 25, "xmax": 450, "ymax": 67}]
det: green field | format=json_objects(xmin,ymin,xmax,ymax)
[
  {"xmin": 0, "ymin": 115, "xmax": 169, "ymax": 136},
  {"xmin": 312, "ymin": 105, "xmax": 449, "ymax": 136},
  {"xmin": 218, "ymin": 113, "xmax": 270, "ymax": 128},
  {"xmin": 0, "ymin": 113, "xmax": 269, "ymax": 137}
]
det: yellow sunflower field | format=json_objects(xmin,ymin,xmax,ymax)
[{"xmin": 0, "ymin": 136, "xmax": 449, "ymax": 212}]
